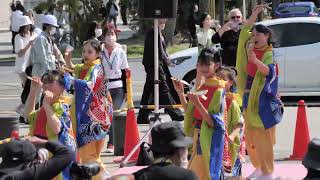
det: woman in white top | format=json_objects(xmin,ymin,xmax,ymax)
[
  {"xmin": 101, "ymin": 24, "xmax": 129, "ymax": 152},
  {"xmin": 196, "ymin": 12, "xmax": 217, "ymax": 52},
  {"xmin": 14, "ymin": 15, "xmax": 37, "ymax": 117}
]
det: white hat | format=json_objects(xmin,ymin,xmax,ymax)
[
  {"xmin": 42, "ymin": 14, "xmax": 58, "ymax": 27},
  {"xmin": 18, "ymin": 16, "xmax": 32, "ymax": 29}
]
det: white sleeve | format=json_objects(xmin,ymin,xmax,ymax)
[
  {"xmin": 15, "ymin": 35, "xmax": 24, "ymax": 53},
  {"xmin": 120, "ymin": 50, "xmax": 129, "ymax": 70}
]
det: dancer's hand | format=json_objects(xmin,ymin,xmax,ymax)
[
  {"xmin": 29, "ymin": 76, "xmax": 43, "ymax": 90},
  {"xmin": 187, "ymin": 92, "xmax": 201, "ymax": 106},
  {"xmin": 43, "ymin": 90, "xmax": 55, "ymax": 105},
  {"xmin": 171, "ymin": 77, "xmax": 184, "ymax": 94}
]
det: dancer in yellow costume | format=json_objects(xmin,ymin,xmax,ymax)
[
  {"xmin": 65, "ymin": 39, "xmax": 113, "ymax": 180},
  {"xmin": 236, "ymin": 5, "xmax": 283, "ymax": 179},
  {"xmin": 173, "ymin": 48, "xmax": 226, "ymax": 180}
]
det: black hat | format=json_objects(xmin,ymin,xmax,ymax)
[
  {"xmin": 151, "ymin": 122, "xmax": 192, "ymax": 154},
  {"xmin": 303, "ymin": 137, "xmax": 320, "ymax": 171},
  {"xmin": 0, "ymin": 140, "xmax": 37, "ymax": 173}
]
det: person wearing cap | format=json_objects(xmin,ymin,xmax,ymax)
[
  {"xmin": 24, "ymin": 9, "xmax": 42, "ymax": 35},
  {"xmin": 14, "ymin": 15, "xmax": 37, "ymax": 122},
  {"xmin": 303, "ymin": 137, "xmax": 320, "ymax": 179},
  {"xmin": 29, "ymin": 14, "xmax": 65, "ymax": 104},
  {"xmin": 111, "ymin": 122, "xmax": 197, "ymax": 180},
  {"xmin": 0, "ymin": 136, "xmax": 73, "ymax": 179},
  {"xmin": 30, "ymin": 14, "xmax": 64, "ymax": 78}
]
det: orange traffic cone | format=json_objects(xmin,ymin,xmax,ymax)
[
  {"xmin": 290, "ymin": 100, "xmax": 310, "ymax": 160},
  {"xmin": 123, "ymin": 108, "xmax": 140, "ymax": 163},
  {"xmin": 113, "ymin": 69, "xmax": 140, "ymax": 164}
]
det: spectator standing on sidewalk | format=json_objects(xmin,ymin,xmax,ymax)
[
  {"xmin": 211, "ymin": 8, "xmax": 243, "ymax": 67},
  {"xmin": 53, "ymin": 0, "xmax": 69, "ymax": 44},
  {"xmin": 24, "ymin": 9, "xmax": 42, "ymax": 35},
  {"xmin": 101, "ymin": 24, "xmax": 129, "ymax": 153},
  {"xmin": 30, "ymin": 14, "xmax": 64, "ymax": 79},
  {"xmin": 10, "ymin": 1, "xmax": 24, "ymax": 53},
  {"xmin": 196, "ymin": 12, "xmax": 216, "ymax": 52},
  {"xmin": 85, "ymin": 21, "xmax": 103, "ymax": 41},
  {"xmin": 29, "ymin": 14, "xmax": 65, "ymax": 105},
  {"xmin": 14, "ymin": 16, "xmax": 37, "ymax": 118},
  {"xmin": 187, "ymin": 4, "xmax": 200, "ymax": 47},
  {"xmin": 106, "ymin": 0, "xmax": 119, "ymax": 29},
  {"xmin": 137, "ymin": 19, "xmax": 184, "ymax": 124},
  {"xmin": 119, "ymin": 0, "xmax": 128, "ymax": 25}
]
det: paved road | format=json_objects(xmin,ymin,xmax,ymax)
[{"xmin": 1, "ymin": 61, "xmax": 320, "ymax": 174}]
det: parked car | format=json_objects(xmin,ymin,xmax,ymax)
[
  {"xmin": 169, "ymin": 17, "xmax": 320, "ymax": 96},
  {"xmin": 274, "ymin": 2, "xmax": 319, "ymax": 18}
]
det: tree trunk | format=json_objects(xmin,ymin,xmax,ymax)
[{"xmin": 162, "ymin": 18, "xmax": 176, "ymax": 46}]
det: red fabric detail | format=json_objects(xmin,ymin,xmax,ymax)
[
  {"xmin": 33, "ymin": 108, "xmax": 48, "ymax": 138},
  {"xmin": 223, "ymin": 100, "xmax": 232, "ymax": 173},
  {"xmin": 79, "ymin": 69, "xmax": 89, "ymax": 80},
  {"xmin": 247, "ymin": 48, "xmax": 266, "ymax": 77},
  {"xmin": 226, "ymin": 98, "xmax": 233, "ymax": 112},
  {"xmin": 193, "ymin": 85, "xmax": 219, "ymax": 120},
  {"xmin": 88, "ymin": 68, "xmax": 111, "ymax": 125}
]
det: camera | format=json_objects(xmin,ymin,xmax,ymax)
[{"xmin": 70, "ymin": 162, "xmax": 100, "ymax": 180}]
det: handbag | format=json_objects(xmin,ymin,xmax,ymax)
[{"xmin": 136, "ymin": 142, "xmax": 154, "ymax": 166}]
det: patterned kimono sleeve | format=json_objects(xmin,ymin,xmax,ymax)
[
  {"xmin": 236, "ymin": 25, "xmax": 253, "ymax": 104},
  {"xmin": 184, "ymin": 103, "xmax": 195, "ymax": 137}
]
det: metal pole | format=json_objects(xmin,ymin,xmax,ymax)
[
  {"xmin": 243, "ymin": 0, "xmax": 247, "ymax": 20},
  {"xmin": 257, "ymin": 0, "xmax": 262, "ymax": 21},
  {"xmin": 154, "ymin": 19, "xmax": 159, "ymax": 116},
  {"xmin": 219, "ymin": 0, "xmax": 225, "ymax": 25}
]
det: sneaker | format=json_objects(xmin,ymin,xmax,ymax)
[
  {"xmin": 106, "ymin": 144, "xmax": 114, "ymax": 153},
  {"xmin": 15, "ymin": 104, "xmax": 25, "ymax": 115},
  {"xmin": 247, "ymin": 168, "xmax": 262, "ymax": 179},
  {"xmin": 19, "ymin": 116, "xmax": 29, "ymax": 124}
]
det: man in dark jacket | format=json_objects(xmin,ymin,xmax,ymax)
[
  {"xmin": 0, "ymin": 137, "xmax": 73, "ymax": 180},
  {"xmin": 137, "ymin": 19, "xmax": 184, "ymax": 124},
  {"xmin": 133, "ymin": 122, "xmax": 197, "ymax": 180},
  {"xmin": 211, "ymin": 8, "xmax": 243, "ymax": 67}
]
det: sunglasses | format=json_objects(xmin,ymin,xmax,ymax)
[{"xmin": 231, "ymin": 16, "xmax": 241, "ymax": 19}]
